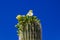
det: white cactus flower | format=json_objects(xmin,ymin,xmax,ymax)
[
  {"xmin": 27, "ymin": 10, "xmax": 33, "ymax": 16},
  {"xmin": 16, "ymin": 15, "xmax": 21, "ymax": 20}
]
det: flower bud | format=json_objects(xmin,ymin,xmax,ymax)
[{"xmin": 16, "ymin": 15, "xmax": 21, "ymax": 20}]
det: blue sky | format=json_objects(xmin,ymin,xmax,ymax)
[{"xmin": 0, "ymin": 0, "xmax": 60, "ymax": 40}]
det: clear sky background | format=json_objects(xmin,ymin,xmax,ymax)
[{"xmin": 0, "ymin": 0, "xmax": 60, "ymax": 40}]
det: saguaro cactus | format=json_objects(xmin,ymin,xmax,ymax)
[{"xmin": 15, "ymin": 10, "xmax": 42, "ymax": 40}]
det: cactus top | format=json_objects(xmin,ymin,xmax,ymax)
[{"xmin": 15, "ymin": 10, "xmax": 40, "ymax": 36}]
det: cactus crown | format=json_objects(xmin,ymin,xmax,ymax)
[{"xmin": 15, "ymin": 10, "xmax": 40, "ymax": 36}]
